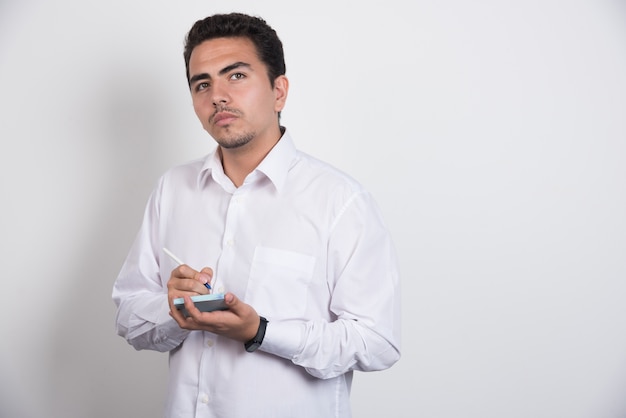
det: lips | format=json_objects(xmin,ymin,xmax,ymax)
[{"xmin": 212, "ymin": 111, "xmax": 238, "ymax": 126}]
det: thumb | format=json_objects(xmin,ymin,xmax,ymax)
[
  {"xmin": 223, "ymin": 292, "xmax": 244, "ymax": 316},
  {"xmin": 224, "ymin": 292, "xmax": 237, "ymax": 307},
  {"xmin": 197, "ymin": 267, "xmax": 213, "ymax": 287}
]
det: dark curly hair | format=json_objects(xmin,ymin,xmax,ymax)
[{"xmin": 183, "ymin": 13, "xmax": 286, "ymax": 88}]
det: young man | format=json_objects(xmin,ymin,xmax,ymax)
[{"xmin": 113, "ymin": 12, "xmax": 401, "ymax": 417}]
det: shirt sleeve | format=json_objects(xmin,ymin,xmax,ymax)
[
  {"xmin": 112, "ymin": 179, "xmax": 190, "ymax": 352},
  {"xmin": 261, "ymin": 191, "xmax": 402, "ymax": 379}
]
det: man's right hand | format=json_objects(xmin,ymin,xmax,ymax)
[{"xmin": 167, "ymin": 264, "xmax": 213, "ymax": 306}]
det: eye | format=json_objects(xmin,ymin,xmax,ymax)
[
  {"xmin": 195, "ymin": 82, "xmax": 209, "ymax": 92},
  {"xmin": 230, "ymin": 72, "xmax": 245, "ymax": 81}
]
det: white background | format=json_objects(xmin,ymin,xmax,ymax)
[{"xmin": 1, "ymin": 1, "xmax": 626, "ymax": 417}]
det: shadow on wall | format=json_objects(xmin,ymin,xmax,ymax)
[{"xmin": 41, "ymin": 68, "xmax": 178, "ymax": 418}]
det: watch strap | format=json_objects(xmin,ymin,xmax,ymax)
[{"xmin": 244, "ymin": 316, "xmax": 268, "ymax": 353}]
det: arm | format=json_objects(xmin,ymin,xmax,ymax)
[
  {"xmin": 112, "ymin": 182, "xmax": 189, "ymax": 352},
  {"xmin": 262, "ymin": 191, "xmax": 402, "ymax": 378}
]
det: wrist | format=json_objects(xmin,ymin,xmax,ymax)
[{"xmin": 244, "ymin": 316, "xmax": 268, "ymax": 353}]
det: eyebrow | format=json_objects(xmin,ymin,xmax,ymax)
[{"xmin": 189, "ymin": 61, "xmax": 252, "ymax": 85}]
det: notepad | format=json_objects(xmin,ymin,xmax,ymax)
[{"xmin": 173, "ymin": 293, "xmax": 228, "ymax": 317}]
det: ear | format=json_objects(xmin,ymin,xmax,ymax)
[{"xmin": 273, "ymin": 75, "xmax": 289, "ymax": 112}]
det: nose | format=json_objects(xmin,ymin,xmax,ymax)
[{"xmin": 211, "ymin": 80, "xmax": 229, "ymax": 106}]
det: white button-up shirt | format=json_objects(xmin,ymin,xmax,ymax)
[{"xmin": 112, "ymin": 130, "xmax": 401, "ymax": 418}]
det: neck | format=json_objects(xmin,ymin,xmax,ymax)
[{"xmin": 220, "ymin": 127, "xmax": 283, "ymax": 187}]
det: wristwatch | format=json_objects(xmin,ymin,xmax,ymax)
[{"xmin": 244, "ymin": 316, "xmax": 268, "ymax": 353}]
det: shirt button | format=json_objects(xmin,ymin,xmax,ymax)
[
  {"xmin": 206, "ymin": 339, "xmax": 214, "ymax": 348},
  {"xmin": 226, "ymin": 238, "xmax": 234, "ymax": 246},
  {"xmin": 217, "ymin": 286, "xmax": 224, "ymax": 293},
  {"xmin": 200, "ymin": 393, "xmax": 210, "ymax": 404}
]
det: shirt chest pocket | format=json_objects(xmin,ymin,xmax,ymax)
[{"xmin": 245, "ymin": 246, "xmax": 316, "ymax": 319}]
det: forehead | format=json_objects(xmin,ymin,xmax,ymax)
[{"xmin": 189, "ymin": 37, "xmax": 260, "ymax": 72}]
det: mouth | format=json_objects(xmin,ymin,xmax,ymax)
[{"xmin": 211, "ymin": 111, "xmax": 239, "ymax": 127}]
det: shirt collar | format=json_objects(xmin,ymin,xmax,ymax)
[{"xmin": 197, "ymin": 128, "xmax": 297, "ymax": 193}]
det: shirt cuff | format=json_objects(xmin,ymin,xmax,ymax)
[{"xmin": 259, "ymin": 319, "xmax": 304, "ymax": 360}]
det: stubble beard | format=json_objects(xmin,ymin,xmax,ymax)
[{"xmin": 215, "ymin": 130, "xmax": 255, "ymax": 149}]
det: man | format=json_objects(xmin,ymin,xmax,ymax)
[{"xmin": 112, "ymin": 12, "xmax": 401, "ymax": 418}]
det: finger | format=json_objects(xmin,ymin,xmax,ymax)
[
  {"xmin": 170, "ymin": 296, "xmax": 205, "ymax": 329},
  {"xmin": 169, "ymin": 298, "xmax": 187, "ymax": 325},
  {"xmin": 176, "ymin": 264, "xmax": 199, "ymax": 279},
  {"xmin": 183, "ymin": 295, "xmax": 204, "ymax": 319},
  {"xmin": 168, "ymin": 282, "xmax": 205, "ymax": 296},
  {"xmin": 199, "ymin": 267, "xmax": 214, "ymax": 286},
  {"xmin": 169, "ymin": 265, "xmax": 212, "ymax": 296},
  {"xmin": 195, "ymin": 271, "xmax": 212, "ymax": 291},
  {"xmin": 223, "ymin": 292, "xmax": 237, "ymax": 310}
]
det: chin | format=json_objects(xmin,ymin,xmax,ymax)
[{"xmin": 212, "ymin": 131, "xmax": 255, "ymax": 150}]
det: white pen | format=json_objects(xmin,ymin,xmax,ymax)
[{"xmin": 163, "ymin": 247, "xmax": 211, "ymax": 290}]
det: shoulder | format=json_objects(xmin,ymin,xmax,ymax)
[
  {"xmin": 147, "ymin": 155, "xmax": 211, "ymax": 201},
  {"xmin": 163, "ymin": 155, "xmax": 207, "ymax": 179},
  {"xmin": 158, "ymin": 155, "xmax": 208, "ymax": 185},
  {"xmin": 292, "ymin": 150, "xmax": 365, "ymax": 194}
]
